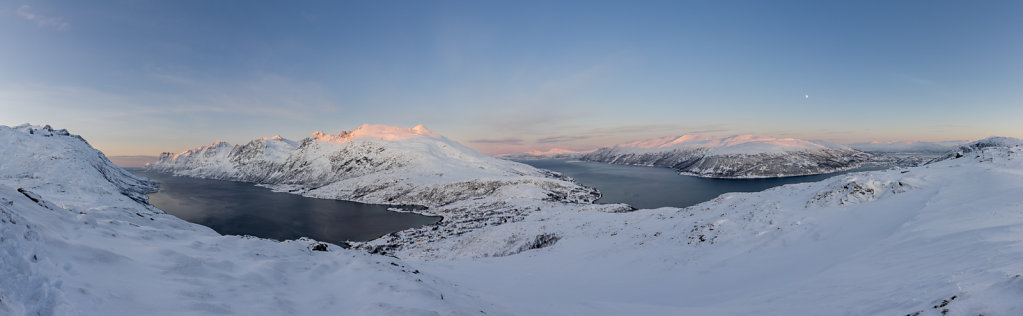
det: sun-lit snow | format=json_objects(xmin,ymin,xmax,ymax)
[
  {"xmin": 6, "ymin": 123, "xmax": 1023, "ymax": 315},
  {"xmin": 149, "ymin": 124, "xmax": 596, "ymax": 208},
  {"xmin": 524, "ymin": 148, "xmax": 590, "ymax": 156},
  {"xmin": 499, "ymin": 148, "xmax": 595, "ymax": 160},
  {"xmin": 0, "ymin": 124, "xmax": 499, "ymax": 315}
]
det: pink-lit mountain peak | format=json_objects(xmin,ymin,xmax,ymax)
[{"xmin": 312, "ymin": 124, "xmax": 440, "ymax": 143}]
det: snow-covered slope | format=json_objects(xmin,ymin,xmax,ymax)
[
  {"xmin": 930, "ymin": 136, "xmax": 1023, "ymax": 163},
  {"xmin": 382, "ymin": 136, "xmax": 1023, "ymax": 315},
  {"xmin": 0, "ymin": 124, "xmax": 499, "ymax": 315},
  {"xmin": 148, "ymin": 124, "xmax": 597, "ymax": 207},
  {"xmin": 12, "ymin": 122, "xmax": 1023, "ymax": 315},
  {"xmin": 581, "ymin": 134, "xmax": 872, "ymax": 178}
]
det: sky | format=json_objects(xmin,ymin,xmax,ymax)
[{"xmin": 1, "ymin": 0, "xmax": 1022, "ymax": 156}]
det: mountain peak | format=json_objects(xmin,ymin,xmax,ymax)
[
  {"xmin": 525, "ymin": 148, "xmax": 588, "ymax": 156},
  {"xmin": 258, "ymin": 134, "xmax": 284, "ymax": 142},
  {"xmin": 312, "ymin": 124, "xmax": 440, "ymax": 143},
  {"xmin": 966, "ymin": 136, "xmax": 1023, "ymax": 148},
  {"xmin": 349, "ymin": 124, "xmax": 439, "ymax": 141}
]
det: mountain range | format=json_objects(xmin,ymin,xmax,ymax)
[
  {"xmin": 148, "ymin": 124, "xmax": 598, "ymax": 207},
  {"xmin": 6, "ymin": 123, "xmax": 1023, "ymax": 314},
  {"xmin": 579, "ymin": 134, "xmax": 873, "ymax": 178}
]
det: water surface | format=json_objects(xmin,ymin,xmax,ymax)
[
  {"xmin": 131, "ymin": 169, "xmax": 439, "ymax": 244},
  {"xmin": 518, "ymin": 160, "xmax": 883, "ymax": 209}
]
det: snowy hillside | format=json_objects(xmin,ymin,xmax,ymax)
[
  {"xmin": 378, "ymin": 136, "xmax": 1023, "ymax": 315},
  {"xmin": 0, "ymin": 124, "xmax": 499, "ymax": 315},
  {"xmin": 930, "ymin": 136, "xmax": 1023, "ymax": 162},
  {"xmin": 149, "ymin": 124, "xmax": 597, "ymax": 207},
  {"xmin": 9, "ymin": 123, "xmax": 1023, "ymax": 315},
  {"xmin": 581, "ymin": 134, "xmax": 872, "ymax": 178}
]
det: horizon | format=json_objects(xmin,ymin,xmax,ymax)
[
  {"xmin": 3, "ymin": 1, "xmax": 1022, "ymax": 156},
  {"xmin": 97, "ymin": 122, "xmax": 981, "ymax": 158}
]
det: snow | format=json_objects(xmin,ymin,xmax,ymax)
[
  {"xmin": 148, "ymin": 125, "xmax": 598, "ymax": 209},
  {"xmin": 582, "ymin": 134, "xmax": 871, "ymax": 178},
  {"xmin": 385, "ymin": 141, "xmax": 1023, "ymax": 315},
  {"xmin": 0, "ymin": 124, "xmax": 499, "ymax": 315},
  {"xmin": 524, "ymin": 148, "xmax": 591, "ymax": 156},
  {"xmin": 499, "ymin": 148, "xmax": 594, "ymax": 160},
  {"xmin": 7, "ymin": 122, "xmax": 1023, "ymax": 315},
  {"xmin": 613, "ymin": 133, "xmax": 852, "ymax": 155},
  {"xmin": 848, "ymin": 140, "xmax": 968, "ymax": 154}
]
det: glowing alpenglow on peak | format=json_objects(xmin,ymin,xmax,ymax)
[
  {"xmin": 525, "ymin": 148, "xmax": 589, "ymax": 156},
  {"xmin": 257, "ymin": 135, "xmax": 285, "ymax": 142},
  {"xmin": 349, "ymin": 124, "xmax": 440, "ymax": 141},
  {"xmin": 311, "ymin": 124, "xmax": 440, "ymax": 143}
]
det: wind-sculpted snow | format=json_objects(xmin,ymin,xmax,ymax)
[
  {"xmin": 581, "ymin": 134, "xmax": 872, "ymax": 178},
  {"xmin": 804, "ymin": 172, "xmax": 918, "ymax": 207},
  {"xmin": 0, "ymin": 124, "xmax": 500, "ymax": 315},
  {"xmin": 149, "ymin": 124, "xmax": 599, "ymax": 210},
  {"xmin": 384, "ymin": 138, "xmax": 1023, "ymax": 315}
]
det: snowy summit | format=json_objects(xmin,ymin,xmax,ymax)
[
  {"xmin": 0, "ymin": 124, "xmax": 498, "ymax": 315},
  {"xmin": 5, "ymin": 124, "xmax": 1023, "ymax": 315},
  {"xmin": 148, "ymin": 124, "xmax": 597, "ymax": 207}
]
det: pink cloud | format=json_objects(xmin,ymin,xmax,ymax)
[{"xmin": 17, "ymin": 5, "xmax": 70, "ymax": 31}]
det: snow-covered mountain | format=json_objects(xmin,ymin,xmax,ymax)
[
  {"xmin": 9, "ymin": 122, "xmax": 1023, "ymax": 315},
  {"xmin": 848, "ymin": 140, "xmax": 967, "ymax": 154},
  {"xmin": 500, "ymin": 148, "xmax": 592, "ymax": 160},
  {"xmin": 375, "ymin": 136, "xmax": 1023, "ymax": 315},
  {"xmin": 148, "ymin": 124, "xmax": 598, "ymax": 207},
  {"xmin": 581, "ymin": 134, "xmax": 872, "ymax": 178},
  {"xmin": 930, "ymin": 136, "xmax": 1023, "ymax": 162},
  {"xmin": 0, "ymin": 124, "xmax": 497, "ymax": 315}
]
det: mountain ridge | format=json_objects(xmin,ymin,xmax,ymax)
[
  {"xmin": 581, "ymin": 133, "xmax": 872, "ymax": 178},
  {"xmin": 148, "ymin": 124, "xmax": 599, "ymax": 207}
]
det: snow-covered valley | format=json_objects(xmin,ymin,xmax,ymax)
[
  {"xmin": 5, "ymin": 123, "xmax": 1023, "ymax": 315},
  {"xmin": 403, "ymin": 142, "xmax": 1023, "ymax": 314}
]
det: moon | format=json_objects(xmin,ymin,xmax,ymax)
[{"xmin": 804, "ymin": 94, "xmax": 809, "ymax": 99}]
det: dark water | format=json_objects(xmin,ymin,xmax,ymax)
[
  {"xmin": 518, "ymin": 160, "xmax": 884, "ymax": 209},
  {"xmin": 130, "ymin": 169, "xmax": 440, "ymax": 243}
]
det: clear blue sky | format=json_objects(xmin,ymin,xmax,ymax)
[{"xmin": 2, "ymin": 0, "xmax": 1021, "ymax": 155}]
